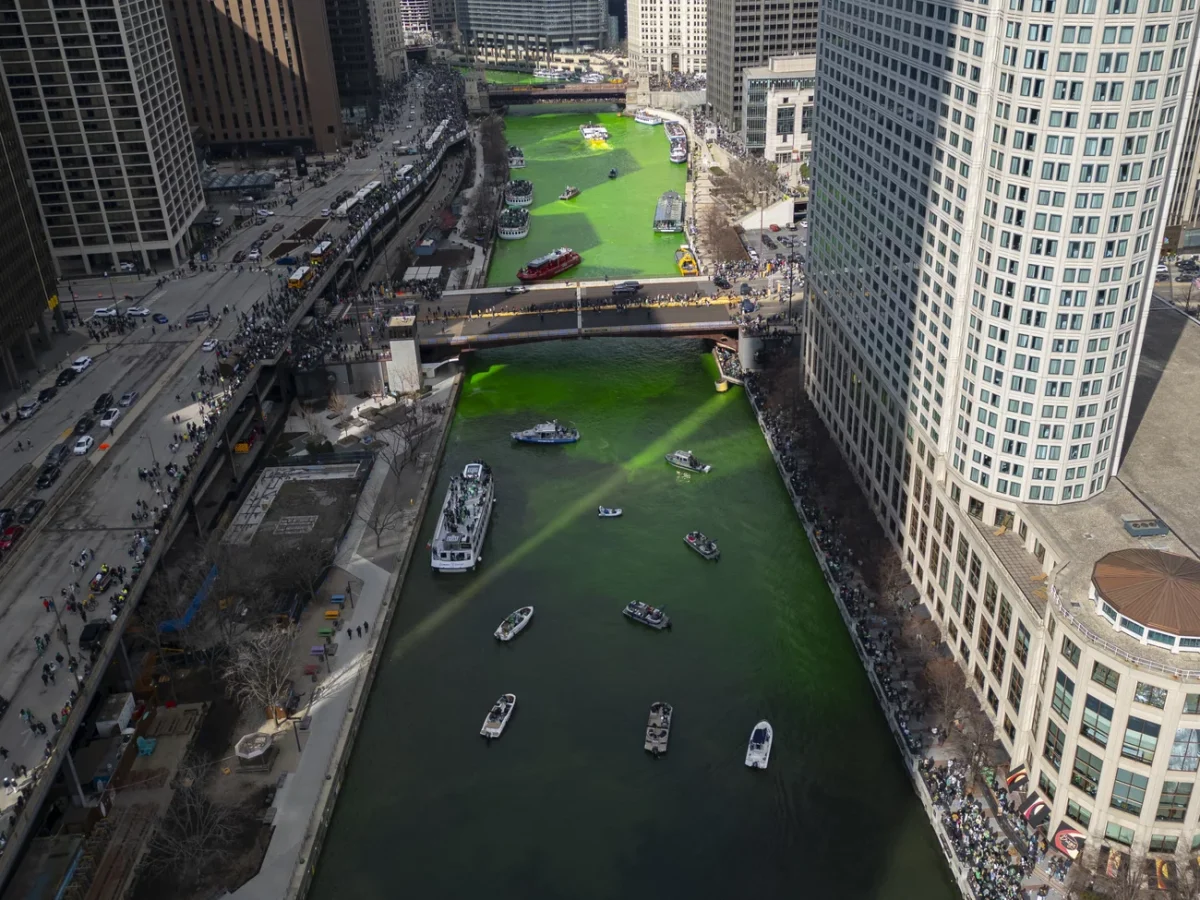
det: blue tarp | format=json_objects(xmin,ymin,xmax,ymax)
[{"xmin": 158, "ymin": 564, "xmax": 218, "ymax": 633}]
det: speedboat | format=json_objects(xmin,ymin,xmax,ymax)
[
  {"xmin": 685, "ymin": 531, "xmax": 720, "ymax": 560},
  {"xmin": 608, "ymin": 168, "xmax": 618, "ymax": 178},
  {"xmin": 745, "ymin": 721, "xmax": 773, "ymax": 769},
  {"xmin": 645, "ymin": 702, "xmax": 673, "ymax": 756},
  {"xmin": 598, "ymin": 506, "xmax": 623, "ymax": 518},
  {"xmin": 512, "ymin": 420, "xmax": 580, "ymax": 444},
  {"xmin": 580, "ymin": 123, "xmax": 609, "ymax": 140},
  {"xmin": 494, "ymin": 606, "xmax": 533, "ymax": 641},
  {"xmin": 559, "ymin": 186, "xmax": 581, "ymax": 200},
  {"xmin": 623, "ymin": 600, "xmax": 671, "ymax": 630},
  {"xmin": 665, "ymin": 450, "xmax": 711, "ymax": 473},
  {"xmin": 480, "ymin": 693, "xmax": 516, "ymax": 739}
]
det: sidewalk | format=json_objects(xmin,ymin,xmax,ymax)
[{"xmin": 227, "ymin": 374, "xmax": 461, "ymax": 900}]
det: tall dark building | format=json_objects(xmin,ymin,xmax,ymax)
[
  {"xmin": 0, "ymin": 80, "xmax": 57, "ymax": 386},
  {"xmin": 327, "ymin": 0, "xmax": 380, "ymax": 121},
  {"xmin": 607, "ymin": 0, "xmax": 624, "ymax": 39}
]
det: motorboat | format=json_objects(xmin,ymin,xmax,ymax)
[
  {"xmin": 608, "ymin": 168, "xmax": 618, "ymax": 178},
  {"xmin": 665, "ymin": 450, "xmax": 711, "ymax": 473},
  {"xmin": 517, "ymin": 247, "xmax": 581, "ymax": 281},
  {"xmin": 645, "ymin": 702, "xmax": 673, "ymax": 756},
  {"xmin": 676, "ymin": 246, "xmax": 699, "ymax": 276},
  {"xmin": 480, "ymin": 693, "xmax": 517, "ymax": 739},
  {"xmin": 635, "ymin": 110, "xmax": 664, "ymax": 126},
  {"xmin": 623, "ymin": 600, "xmax": 671, "ymax": 630},
  {"xmin": 534, "ymin": 68, "xmax": 568, "ymax": 80},
  {"xmin": 580, "ymin": 123, "xmax": 609, "ymax": 140},
  {"xmin": 598, "ymin": 506, "xmax": 623, "ymax": 518},
  {"xmin": 494, "ymin": 606, "xmax": 534, "ymax": 641},
  {"xmin": 685, "ymin": 531, "xmax": 720, "ymax": 561},
  {"xmin": 745, "ymin": 721, "xmax": 773, "ymax": 769},
  {"xmin": 430, "ymin": 461, "xmax": 495, "ymax": 572},
  {"xmin": 559, "ymin": 186, "xmax": 581, "ymax": 200},
  {"xmin": 512, "ymin": 420, "xmax": 579, "ymax": 444}
]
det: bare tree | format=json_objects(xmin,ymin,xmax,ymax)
[
  {"xmin": 1171, "ymin": 862, "xmax": 1200, "ymax": 900},
  {"xmin": 479, "ymin": 114, "xmax": 508, "ymax": 182},
  {"xmin": 357, "ymin": 403, "xmax": 438, "ymax": 547},
  {"xmin": 703, "ymin": 204, "xmax": 748, "ymax": 263},
  {"xmin": 867, "ymin": 550, "xmax": 911, "ymax": 609},
  {"xmin": 266, "ymin": 535, "xmax": 336, "ymax": 610},
  {"xmin": 900, "ymin": 615, "xmax": 940, "ymax": 656},
  {"xmin": 142, "ymin": 778, "xmax": 242, "ymax": 885},
  {"xmin": 922, "ymin": 657, "xmax": 994, "ymax": 782},
  {"xmin": 224, "ymin": 626, "xmax": 297, "ymax": 726},
  {"xmin": 201, "ymin": 539, "xmax": 280, "ymax": 649}
]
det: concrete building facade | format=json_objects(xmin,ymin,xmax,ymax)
[
  {"xmin": 1167, "ymin": 98, "xmax": 1200, "ymax": 229},
  {"xmin": 741, "ymin": 55, "xmax": 815, "ymax": 175},
  {"xmin": 0, "ymin": 0, "xmax": 205, "ymax": 274},
  {"xmin": 804, "ymin": 0, "xmax": 1200, "ymax": 864},
  {"xmin": 165, "ymin": 0, "xmax": 346, "ymax": 156},
  {"xmin": 327, "ymin": 0, "xmax": 380, "ymax": 121},
  {"xmin": 455, "ymin": 0, "xmax": 609, "ymax": 62},
  {"xmin": 706, "ymin": 0, "xmax": 820, "ymax": 131},
  {"xmin": 368, "ymin": 0, "xmax": 407, "ymax": 81},
  {"xmin": 627, "ymin": 0, "xmax": 707, "ymax": 77}
]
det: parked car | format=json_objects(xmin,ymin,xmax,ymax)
[
  {"xmin": 256, "ymin": 208, "xmax": 273, "ymax": 217},
  {"xmin": 504, "ymin": 285, "xmax": 529, "ymax": 296},
  {"xmin": 0, "ymin": 509, "xmax": 14, "ymax": 530},
  {"xmin": 153, "ymin": 313, "xmax": 169, "ymax": 324},
  {"xmin": 0, "ymin": 525, "xmax": 24, "ymax": 551},
  {"xmin": 118, "ymin": 262, "xmax": 137, "ymax": 273},
  {"xmin": 35, "ymin": 466, "xmax": 59, "ymax": 490},
  {"xmin": 73, "ymin": 435, "xmax": 95, "ymax": 455},
  {"xmin": 713, "ymin": 275, "xmax": 731, "ymax": 290},
  {"xmin": 56, "ymin": 368, "xmax": 77, "ymax": 387},
  {"xmin": 321, "ymin": 208, "xmax": 332, "ymax": 217},
  {"xmin": 16, "ymin": 400, "xmax": 39, "ymax": 420},
  {"xmin": 100, "ymin": 408, "xmax": 121, "ymax": 428},
  {"xmin": 70, "ymin": 356, "xmax": 93, "ymax": 373},
  {"xmin": 247, "ymin": 250, "xmax": 262, "ymax": 261},
  {"xmin": 126, "ymin": 306, "xmax": 151, "ymax": 317},
  {"xmin": 119, "ymin": 391, "xmax": 139, "ymax": 407},
  {"xmin": 272, "ymin": 222, "xmax": 283, "ymax": 232},
  {"xmin": 202, "ymin": 339, "xmax": 217, "ymax": 352},
  {"xmin": 78, "ymin": 621, "xmax": 111, "ymax": 652},
  {"xmin": 74, "ymin": 415, "xmax": 94, "ymax": 435},
  {"xmin": 17, "ymin": 498, "xmax": 44, "ymax": 525},
  {"xmin": 232, "ymin": 250, "xmax": 247, "ymax": 264},
  {"xmin": 92, "ymin": 392, "xmax": 114, "ymax": 414},
  {"xmin": 740, "ymin": 283, "xmax": 753, "ymax": 296},
  {"xmin": 37, "ymin": 386, "xmax": 57, "ymax": 404},
  {"xmin": 92, "ymin": 307, "xmax": 119, "ymax": 319},
  {"xmin": 46, "ymin": 444, "xmax": 71, "ymax": 467},
  {"xmin": 612, "ymin": 281, "xmax": 642, "ymax": 295}
]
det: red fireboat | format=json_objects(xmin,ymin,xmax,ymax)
[{"xmin": 516, "ymin": 247, "xmax": 582, "ymax": 282}]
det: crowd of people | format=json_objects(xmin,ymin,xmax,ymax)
[
  {"xmin": 714, "ymin": 346, "xmax": 743, "ymax": 381},
  {"xmin": 691, "ymin": 110, "xmax": 747, "ymax": 158},
  {"xmin": 647, "ymin": 71, "xmax": 706, "ymax": 92}
]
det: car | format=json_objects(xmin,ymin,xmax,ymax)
[
  {"xmin": 786, "ymin": 222, "xmax": 797, "ymax": 230},
  {"xmin": 45, "ymin": 444, "xmax": 71, "ymax": 467},
  {"xmin": 17, "ymin": 499, "xmax": 44, "ymax": 525},
  {"xmin": 93, "ymin": 392, "xmax": 114, "ymax": 414},
  {"xmin": 0, "ymin": 525, "xmax": 25, "ymax": 551},
  {"xmin": 212, "ymin": 216, "xmax": 224, "ymax": 227},
  {"xmin": 762, "ymin": 236, "xmax": 776, "ymax": 249},
  {"xmin": 503, "ymin": 285, "xmax": 529, "ymax": 296},
  {"xmin": 70, "ymin": 356, "xmax": 93, "ymax": 373},
  {"xmin": 0, "ymin": 509, "xmax": 14, "ymax": 531},
  {"xmin": 612, "ymin": 281, "xmax": 642, "ymax": 295},
  {"xmin": 259, "ymin": 230, "xmax": 272, "ymax": 242},
  {"xmin": 73, "ymin": 435, "xmax": 95, "ymax": 455},
  {"xmin": 118, "ymin": 262, "xmax": 137, "ymax": 273},
  {"xmin": 1177, "ymin": 275, "xmax": 1192, "ymax": 283},
  {"xmin": 321, "ymin": 208, "xmax": 332, "ymax": 217},
  {"xmin": 232, "ymin": 250, "xmax": 247, "ymax": 264},
  {"xmin": 119, "ymin": 390, "xmax": 139, "ymax": 407},
  {"xmin": 256, "ymin": 208, "xmax": 273, "ymax": 217},
  {"xmin": 740, "ymin": 283, "xmax": 752, "ymax": 296},
  {"xmin": 35, "ymin": 467, "xmax": 59, "ymax": 490},
  {"xmin": 37, "ymin": 387, "xmax": 57, "ymax": 405},
  {"xmin": 92, "ymin": 307, "xmax": 119, "ymax": 319},
  {"xmin": 100, "ymin": 408, "xmax": 121, "ymax": 428},
  {"xmin": 152, "ymin": 313, "xmax": 169, "ymax": 324},
  {"xmin": 16, "ymin": 400, "xmax": 39, "ymax": 420},
  {"xmin": 713, "ymin": 275, "xmax": 731, "ymax": 290},
  {"xmin": 186, "ymin": 310, "xmax": 211, "ymax": 324},
  {"xmin": 74, "ymin": 415, "xmax": 94, "ymax": 435},
  {"xmin": 78, "ymin": 621, "xmax": 111, "ymax": 652},
  {"xmin": 769, "ymin": 223, "xmax": 781, "ymax": 232},
  {"xmin": 55, "ymin": 369, "xmax": 76, "ymax": 387},
  {"xmin": 202, "ymin": 339, "xmax": 218, "ymax": 352},
  {"xmin": 247, "ymin": 250, "xmax": 262, "ymax": 261},
  {"xmin": 272, "ymin": 222, "xmax": 283, "ymax": 232},
  {"xmin": 126, "ymin": 306, "xmax": 151, "ymax": 317}
]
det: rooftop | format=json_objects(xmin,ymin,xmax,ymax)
[
  {"xmin": 745, "ymin": 55, "xmax": 818, "ymax": 79},
  {"xmin": 1092, "ymin": 549, "xmax": 1200, "ymax": 635}
]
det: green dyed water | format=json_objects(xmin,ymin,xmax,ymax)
[
  {"xmin": 309, "ymin": 339, "xmax": 957, "ymax": 900},
  {"xmin": 487, "ymin": 110, "xmax": 687, "ymax": 285},
  {"xmin": 454, "ymin": 66, "xmax": 541, "ymax": 84}
]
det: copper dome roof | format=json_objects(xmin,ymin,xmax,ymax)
[{"xmin": 1093, "ymin": 549, "xmax": 1200, "ymax": 635}]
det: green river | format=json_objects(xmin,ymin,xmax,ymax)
[{"xmin": 309, "ymin": 339, "xmax": 956, "ymax": 899}]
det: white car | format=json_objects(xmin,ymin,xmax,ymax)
[
  {"xmin": 73, "ymin": 435, "xmax": 95, "ymax": 455},
  {"xmin": 256, "ymin": 208, "xmax": 273, "ymax": 217},
  {"xmin": 213, "ymin": 216, "xmax": 224, "ymax": 227},
  {"xmin": 91, "ymin": 307, "xmax": 118, "ymax": 319},
  {"xmin": 126, "ymin": 306, "xmax": 151, "ymax": 317},
  {"xmin": 321, "ymin": 208, "xmax": 332, "ymax": 217},
  {"xmin": 118, "ymin": 262, "xmax": 137, "ymax": 273},
  {"xmin": 247, "ymin": 250, "xmax": 261, "ymax": 261},
  {"xmin": 202, "ymin": 339, "xmax": 217, "ymax": 352},
  {"xmin": 71, "ymin": 356, "xmax": 93, "ymax": 373},
  {"xmin": 17, "ymin": 400, "xmax": 39, "ymax": 420},
  {"xmin": 99, "ymin": 408, "xmax": 121, "ymax": 428}
]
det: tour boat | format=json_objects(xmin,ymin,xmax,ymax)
[
  {"xmin": 517, "ymin": 247, "xmax": 581, "ymax": 281},
  {"xmin": 608, "ymin": 168, "xmax": 618, "ymax": 178},
  {"xmin": 504, "ymin": 179, "xmax": 534, "ymax": 208},
  {"xmin": 580, "ymin": 123, "xmax": 609, "ymax": 140},
  {"xmin": 676, "ymin": 246, "xmax": 699, "ymax": 276},
  {"xmin": 635, "ymin": 110, "xmax": 664, "ymax": 126},
  {"xmin": 534, "ymin": 68, "xmax": 568, "ymax": 80},
  {"xmin": 745, "ymin": 721, "xmax": 773, "ymax": 769},
  {"xmin": 665, "ymin": 450, "xmax": 711, "ymax": 473},
  {"xmin": 580, "ymin": 72, "xmax": 604, "ymax": 84},
  {"xmin": 507, "ymin": 146, "xmax": 526, "ymax": 168},
  {"xmin": 430, "ymin": 461, "xmax": 495, "ymax": 572},
  {"xmin": 654, "ymin": 191, "xmax": 684, "ymax": 233},
  {"xmin": 598, "ymin": 506, "xmax": 623, "ymax": 518},
  {"xmin": 644, "ymin": 702, "xmax": 673, "ymax": 756},
  {"xmin": 497, "ymin": 207, "xmax": 530, "ymax": 240},
  {"xmin": 511, "ymin": 420, "xmax": 579, "ymax": 444},
  {"xmin": 559, "ymin": 186, "xmax": 581, "ymax": 200},
  {"xmin": 623, "ymin": 600, "xmax": 671, "ymax": 630},
  {"xmin": 494, "ymin": 606, "xmax": 534, "ymax": 641},
  {"xmin": 480, "ymin": 693, "xmax": 517, "ymax": 739},
  {"xmin": 685, "ymin": 531, "xmax": 720, "ymax": 561}
]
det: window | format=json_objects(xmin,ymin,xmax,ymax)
[
  {"xmin": 1185, "ymin": 694, "xmax": 1200, "ymax": 715},
  {"xmin": 1053, "ymin": 669, "xmax": 1075, "ymax": 721},
  {"xmin": 998, "ymin": 597, "xmax": 1012, "ymax": 636},
  {"xmin": 776, "ymin": 106, "xmax": 795, "ymax": 136},
  {"xmin": 1045, "ymin": 719, "xmax": 1067, "ymax": 770},
  {"xmin": 1061, "ymin": 635, "xmax": 1081, "ymax": 666},
  {"xmin": 1105, "ymin": 821, "xmax": 1135, "ymax": 846},
  {"xmin": 1135, "ymin": 682, "xmax": 1169, "ymax": 709},
  {"xmin": 1110, "ymin": 768, "xmax": 1149, "ymax": 815},
  {"xmin": 1171, "ymin": 728, "xmax": 1200, "ymax": 771},
  {"xmin": 1092, "ymin": 661, "xmax": 1120, "ymax": 691},
  {"xmin": 1072, "ymin": 746, "xmax": 1104, "ymax": 796},
  {"xmin": 1015, "ymin": 622, "xmax": 1030, "ymax": 666},
  {"xmin": 1066, "ymin": 799, "xmax": 1092, "ymax": 827},
  {"xmin": 1122, "ymin": 716, "xmax": 1161, "ymax": 764},
  {"xmin": 1009, "ymin": 668, "xmax": 1025, "ymax": 712},
  {"xmin": 1149, "ymin": 834, "xmax": 1179, "ymax": 853},
  {"xmin": 1081, "ymin": 695, "xmax": 1114, "ymax": 746},
  {"xmin": 1039, "ymin": 769, "xmax": 1058, "ymax": 800},
  {"xmin": 1156, "ymin": 781, "xmax": 1193, "ymax": 821}
]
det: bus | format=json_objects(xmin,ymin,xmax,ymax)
[
  {"xmin": 397, "ymin": 164, "xmax": 414, "ymax": 180},
  {"xmin": 287, "ymin": 265, "xmax": 314, "ymax": 289},
  {"xmin": 310, "ymin": 241, "xmax": 333, "ymax": 265}
]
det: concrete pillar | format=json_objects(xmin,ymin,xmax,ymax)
[
  {"xmin": 739, "ymin": 329, "xmax": 763, "ymax": 373},
  {"xmin": 0, "ymin": 345, "xmax": 17, "ymax": 388},
  {"xmin": 20, "ymin": 331, "xmax": 34, "ymax": 367},
  {"xmin": 116, "ymin": 637, "xmax": 135, "ymax": 686},
  {"xmin": 35, "ymin": 315, "xmax": 51, "ymax": 346},
  {"xmin": 81, "ymin": 252, "xmax": 92, "ymax": 276},
  {"xmin": 64, "ymin": 752, "xmax": 87, "ymax": 806}
]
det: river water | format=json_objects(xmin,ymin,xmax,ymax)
[
  {"xmin": 486, "ymin": 107, "xmax": 687, "ymax": 285},
  {"xmin": 309, "ymin": 339, "xmax": 957, "ymax": 900}
]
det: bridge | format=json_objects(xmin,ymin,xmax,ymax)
[{"xmin": 483, "ymin": 82, "xmax": 628, "ymax": 107}]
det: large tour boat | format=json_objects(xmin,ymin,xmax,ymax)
[
  {"xmin": 534, "ymin": 68, "xmax": 568, "ymax": 79},
  {"xmin": 517, "ymin": 247, "xmax": 581, "ymax": 282},
  {"xmin": 494, "ymin": 606, "xmax": 534, "ymax": 641},
  {"xmin": 665, "ymin": 450, "xmax": 711, "ymax": 473},
  {"xmin": 676, "ymin": 246, "xmax": 699, "ymax": 276},
  {"xmin": 580, "ymin": 123, "xmax": 609, "ymax": 140},
  {"xmin": 685, "ymin": 531, "xmax": 720, "ymax": 561},
  {"xmin": 480, "ymin": 693, "xmax": 516, "ymax": 739},
  {"xmin": 507, "ymin": 145, "xmax": 526, "ymax": 169},
  {"xmin": 654, "ymin": 191, "xmax": 684, "ymax": 233},
  {"xmin": 504, "ymin": 179, "xmax": 534, "ymax": 208},
  {"xmin": 511, "ymin": 420, "xmax": 579, "ymax": 444},
  {"xmin": 497, "ymin": 207, "xmax": 530, "ymax": 240},
  {"xmin": 745, "ymin": 721, "xmax": 773, "ymax": 769},
  {"xmin": 644, "ymin": 702, "xmax": 673, "ymax": 756},
  {"xmin": 635, "ymin": 110, "xmax": 664, "ymax": 126},
  {"xmin": 430, "ymin": 461, "xmax": 495, "ymax": 572},
  {"xmin": 623, "ymin": 600, "xmax": 671, "ymax": 630},
  {"xmin": 665, "ymin": 121, "xmax": 689, "ymax": 163}
]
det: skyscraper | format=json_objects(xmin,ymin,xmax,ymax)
[
  {"xmin": 628, "ymin": 0, "xmax": 707, "ymax": 77},
  {"xmin": 706, "ymin": 0, "xmax": 819, "ymax": 130},
  {"xmin": 804, "ymin": 0, "xmax": 1200, "ymax": 854},
  {"xmin": 327, "ymin": 0, "xmax": 381, "ymax": 120},
  {"xmin": 455, "ymin": 0, "xmax": 609, "ymax": 62},
  {"xmin": 0, "ymin": 0, "xmax": 205, "ymax": 274}
]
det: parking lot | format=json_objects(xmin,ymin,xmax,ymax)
[{"xmin": 1156, "ymin": 252, "xmax": 1200, "ymax": 310}]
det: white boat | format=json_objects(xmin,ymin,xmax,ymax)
[
  {"xmin": 580, "ymin": 123, "xmax": 609, "ymax": 140},
  {"xmin": 494, "ymin": 606, "xmax": 534, "ymax": 641},
  {"xmin": 598, "ymin": 506, "xmax": 623, "ymax": 517},
  {"xmin": 745, "ymin": 721, "xmax": 773, "ymax": 769},
  {"xmin": 480, "ymin": 693, "xmax": 516, "ymax": 739},
  {"xmin": 430, "ymin": 461, "xmax": 495, "ymax": 572},
  {"xmin": 623, "ymin": 600, "xmax": 670, "ymax": 630},
  {"xmin": 635, "ymin": 110, "xmax": 663, "ymax": 126},
  {"xmin": 534, "ymin": 68, "xmax": 568, "ymax": 80},
  {"xmin": 685, "ymin": 530, "xmax": 720, "ymax": 560},
  {"xmin": 512, "ymin": 420, "xmax": 579, "ymax": 444},
  {"xmin": 665, "ymin": 450, "xmax": 711, "ymax": 473},
  {"xmin": 645, "ymin": 702, "xmax": 672, "ymax": 756}
]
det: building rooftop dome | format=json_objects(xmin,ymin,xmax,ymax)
[{"xmin": 1092, "ymin": 549, "xmax": 1200, "ymax": 635}]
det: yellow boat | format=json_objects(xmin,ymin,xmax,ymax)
[{"xmin": 676, "ymin": 245, "xmax": 698, "ymax": 276}]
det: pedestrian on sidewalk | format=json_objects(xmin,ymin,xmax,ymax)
[
  {"xmin": 364, "ymin": 621, "xmax": 370, "ymax": 633},
  {"xmin": 356, "ymin": 625, "xmax": 362, "ymax": 638},
  {"xmin": 346, "ymin": 627, "xmax": 353, "ymax": 640},
  {"xmin": 0, "ymin": 747, "xmax": 8, "ymax": 760}
]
